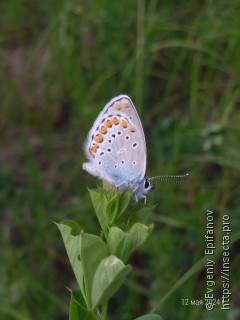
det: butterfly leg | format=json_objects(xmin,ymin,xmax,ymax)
[
  {"xmin": 133, "ymin": 194, "xmax": 138, "ymax": 202},
  {"xmin": 142, "ymin": 195, "xmax": 147, "ymax": 204}
]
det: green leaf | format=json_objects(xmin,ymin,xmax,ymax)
[
  {"xmin": 128, "ymin": 203, "xmax": 153, "ymax": 226},
  {"xmin": 122, "ymin": 223, "xmax": 154, "ymax": 261},
  {"xmin": 89, "ymin": 187, "xmax": 132, "ymax": 231},
  {"xmin": 108, "ymin": 223, "xmax": 153, "ymax": 262},
  {"xmin": 117, "ymin": 189, "xmax": 131, "ymax": 219},
  {"xmin": 134, "ymin": 314, "xmax": 162, "ymax": 320},
  {"xmin": 88, "ymin": 188, "xmax": 108, "ymax": 237},
  {"xmin": 56, "ymin": 222, "xmax": 85, "ymax": 302},
  {"xmin": 108, "ymin": 227, "xmax": 126, "ymax": 256},
  {"xmin": 80, "ymin": 233, "xmax": 108, "ymax": 309},
  {"xmin": 102, "ymin": 180, "xmax": 114, "ymax": 194},
  {"xmin": 62, "ymin": 220, "xmax": 82, "ymax": 235},
  {"xmin": 105, "ymin": 188, "xmax": 131, "ymax": 225},
  {"xmin": 69, "ymin": 290, "xmax": 96, "ymax": 320},
  {"xmin": 91, "ymin": 256, "xmax": 132, "ymax": 309},
  {"xmin": 105, "ymin": 194, "xmax": 119, "ymax": 225}
]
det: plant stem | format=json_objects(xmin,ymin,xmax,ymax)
[{"xmin": 101, "ymin": 302, "xmax": 108, "ymax": 320}]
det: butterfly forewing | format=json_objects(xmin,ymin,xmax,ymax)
[{"xmin": 84, "ymin": 95, "xmax": 147, "ymax": 188}]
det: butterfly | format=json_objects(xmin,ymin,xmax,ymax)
[{"xmin": 83, "ymin": 95, "xmax": 188, "ymax": 202}]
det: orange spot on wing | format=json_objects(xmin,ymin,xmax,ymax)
[
  {"xmin": 95, "ymin": 134, "xmax": 103, "ymax": 143},
  {"xmin": 106, "ymin": 119, "xmax": 113, "ymax": 127},
  {"xmin": 90, "ymin": 147, "xmax": 95, "ymax": 157},
  {"xmin": 121, "ymin": 119, "xmax": 128, "ymax": 128},
  {"xmin": 100, "ymin": 126, "xmax": 107, "ymax": 134},
  {"xmin": 113, "ymin": 117, "xmax": 120, "ymax": 125},
  {"xmin": 90, "ymin": 143, "xmax": 99, "ymax": 157},
  {"xmin": 129, "ymin": 125, "xmax": 135, "ymax": 132},
  {"xmin": 113, "ymin": 104, "xmax": 122, "ymax": 111}
]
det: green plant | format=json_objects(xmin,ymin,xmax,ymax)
[{"xmin": 56, "ymin": 185, "xmax": 161, "ymax": 320}]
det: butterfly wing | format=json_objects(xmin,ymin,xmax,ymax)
[{"xmin": 83, "ymin": 95, "xmax": 147, "ymax": 188}]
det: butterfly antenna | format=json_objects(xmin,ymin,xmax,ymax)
[{"xmin": 149, "ymin": 173, "xmax": 189, "ymax": 184}]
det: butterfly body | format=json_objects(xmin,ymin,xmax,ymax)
[{"xmin": 83, "ymin": 95, "xmax": 153, "ymax": 201}]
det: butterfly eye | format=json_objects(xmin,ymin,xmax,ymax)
[
  {"xmin": 144, "ymin": 179, "xmax": 150, "ymax": 189},
  {"xmin": 144, "ymin": 179, "xmax": 154, "ymax": 192}
]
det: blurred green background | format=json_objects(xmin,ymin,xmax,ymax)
[{"xmin": 1, "ymin": 0, "xmax": 240, "ymax": 319}]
